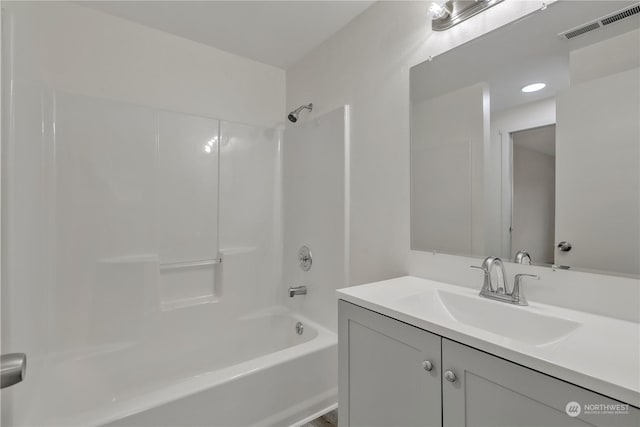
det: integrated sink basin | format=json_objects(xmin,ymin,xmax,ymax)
[
  {"xmin": 436, "ymin": 290, "xmax": 581, "ymax": 345},
  {"xmin": 391, "ymin": 289, "xmax": 581, "ymax": 346}
]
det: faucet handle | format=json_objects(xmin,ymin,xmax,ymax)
[
  {"xmin": 511, "ymin": 274, "xmax": 539, "ymax": 305},
  {"xmin": 471, "ymin": 265, "xmax": 495, "ymax": 293},
  {"xmin": 514, "ymin": 273, "xmax": 539, "ymax": 282}
]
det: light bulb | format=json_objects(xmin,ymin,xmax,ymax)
[{"xmin": 430, "ymin": 1, "xmax": 449, "ymax": 19}]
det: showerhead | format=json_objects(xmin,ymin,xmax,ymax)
[{"xmin": 287, "ymin": 103, "xmax": 313, "ymax": 123}]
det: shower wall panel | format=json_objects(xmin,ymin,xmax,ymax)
[
  {"xmin": 282, "ymin": 106, "xmax": 349, "ymax": 332},
  {"xmin": 2, "ymin": 3, "xmax": 284, "ymax": 424},
  {"xmin": 2, "ymin": 86, "xmax": 282, "ymax": 425}
]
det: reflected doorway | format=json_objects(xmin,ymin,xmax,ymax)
[{"xmin": 510, "ymin": 124, "xmax": 556, "ymax": 265}]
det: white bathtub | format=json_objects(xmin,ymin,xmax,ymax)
[{"xmin": 24, "ymin": 309, "xmax": 337, "ymax": 426}]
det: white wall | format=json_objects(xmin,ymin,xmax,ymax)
[
  {"xmin": 570, "ymin": 28, "xmax": 640, "ymax": 85},
  {"xmin": 287, "ymin": 0, "xmax": 544, "ymax": 286},
  {"xmin": 411, "ymin": 84, "xmax": 488, "ymax": 256},
  {"xmin": 282, "ymin": 107, "xmax": 349, "ymax": 332}
]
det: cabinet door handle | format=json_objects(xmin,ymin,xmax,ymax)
[
  {"xmin": 444, "ymin": 370, "xmax": 457, "ymax": 382},
  {"xmin": 422, "ymin": 360, "xmax": 434, "ymax": 371}
]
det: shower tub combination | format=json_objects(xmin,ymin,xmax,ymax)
[
  {"xmin": 1, "ymin": 87, "xmax": 343, "ymax": 426},
  {"xmin": 2, "ymin": 3, "xmax": 346, "ymax": 425},
  {"xmin": 24, "ymin": 310, "xmax": 337, "ymax": 427}
]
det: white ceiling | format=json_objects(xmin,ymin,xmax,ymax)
[
  {"xmin": 411, "ymin": 0, "xmax": 640, "ymax": 113},
  {"xmin": 81, "ymin": 1, "xmax": 374, "ymax": 69}
]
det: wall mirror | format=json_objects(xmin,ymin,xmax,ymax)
[{"xmin": 410, "ymin": 0, "xmax": 640, "ymax": 276}]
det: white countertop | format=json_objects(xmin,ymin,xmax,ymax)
[{"xmin": 337, "ymin": 276, "xmax": 640, "ymax": 407}]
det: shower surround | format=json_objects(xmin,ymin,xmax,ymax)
[{"xmin": 1, "ymin": 2, "xmax": 342, "ymax": 426}]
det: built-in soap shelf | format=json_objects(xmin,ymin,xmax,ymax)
[
  {"xmin": 159, "ymin": 257, "xmax": 222, "ymax": 271},
  {"xmin": 218, "ymin": 246, "xmax": 257, "ymax": 256},
  {"xmin": 157, "ymin": 248, "xmax": 261, "ymax": 311},
  {"xmin": 96, "ymin": 253, "xmax": 223, "ymax": 313},
  {"xmin": 159, "ymin": 254, "xmax": 222, "ymax": 312},
  {"xmin": 96, "ymin": 253, "xmax": 248, "ymax": 312}
]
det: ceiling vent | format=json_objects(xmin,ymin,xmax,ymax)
[{"xmin": 559, "ymin": 2, "xmax": 640, "ymax": 40}]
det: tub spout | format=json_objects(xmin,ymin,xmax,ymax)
[{"xmin": 288, "ymin": 286, "xmax": 307, "ymax": 298}]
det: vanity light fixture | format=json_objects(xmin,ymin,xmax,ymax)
[
  {"xmin": 521, "ymin": 83, "xmax": 546, "ymax": 93},
  {"xmin": 203, "ymin": 136, "xmax": 217, "ymax": 153},
  {"xmin": 431, "ymin": 0, "xmax": 505, "ymax": 31},
  {"xmin": 429, "ymin": 1, "xmax": 450, "ymax": 20}
]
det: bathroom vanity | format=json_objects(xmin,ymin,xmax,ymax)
[
  {"xmin": 389, "ymin": 1, "xmax": 640, "ymax": 422},
  {"xmin": 337, "ymin": 277, "xmax": 640, "ymax": 427}
]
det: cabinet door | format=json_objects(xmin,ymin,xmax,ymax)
[
  {"xmin": 442, "ymin": 339, "xmax": 639, "ymax": 427},
  {"xmin": 338, "ymin": 301, "xmax": 442, "ymax": 427}
]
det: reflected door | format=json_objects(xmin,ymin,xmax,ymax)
[
  {"xmin": 556, "ymin": 68, "xmax": 640, "ymax": 275},
  {"xmin": 510, "ymin": 125, "xmax": 556, "ymax": 265}
]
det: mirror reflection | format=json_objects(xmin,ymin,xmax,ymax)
[{"xmin": 410, "ymin": 0, "xmax": 639, "ymax": 276}]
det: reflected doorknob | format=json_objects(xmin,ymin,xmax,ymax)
[
  {"xmin": 557, "ymin": 241, "xmax": 572, "ymax": 252},
  {"xmin": 1, "ymin": 353, "xmax": 26, "ymax": 389}
]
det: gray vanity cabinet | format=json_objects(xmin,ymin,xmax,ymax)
[
  {"xmin": 338, "ymin": 301, "xmax": 442, "ymax": 427},
  {"xmin": 339, "ymin": 301, "xmax": 639, "ymax": 427},
  {"xmin": 442, "ymin": 339, "xmax": 639, "ymax": 427}
]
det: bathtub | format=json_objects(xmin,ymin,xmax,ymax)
[{"xmin": 24, "ymin": 309, "xmax": 337, "ymax": 426}]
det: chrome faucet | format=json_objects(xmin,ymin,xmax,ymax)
[
  {"xmin": 471, "ymin": 256, "xmax": 509, "ymax": 294},
  {"xmin": 288, "ymin": 285, "xmax": 307, "ymax": 298},
  {"xmin": 471, "ymin": 256, "xmax": 539, "ymax": 306},
  {"xmin": 514, "ymin": 250, "xmax": 531, "ymax": 265}
]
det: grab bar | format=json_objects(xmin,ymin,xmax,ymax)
[{"xmin": 159, "ymin": 258, "xmax": 222, "ymax": 271}]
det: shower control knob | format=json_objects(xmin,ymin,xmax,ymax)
[
  {"xmin": 298, "ymin": 246, "xmax": 312, "ymax": 271},
  {"xmin": 444, "ymin": 370, "xmax": 457, "ymax": 383},
  {"xmin": 422, "ymin": 360, "xmax": 434, "ymax": 371}
]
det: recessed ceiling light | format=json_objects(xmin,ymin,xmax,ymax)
[{"xmin": 521, "ymin": 83, "xmax": 546, "ymax": 93}]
